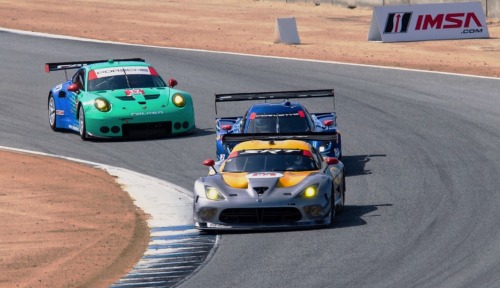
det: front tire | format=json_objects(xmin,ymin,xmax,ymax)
[
  {"xmin": 48, "ymin": 94, "xmax": 58, "ymax": 131},
  {"xmin": 78, "ymin": 105, "xmax": 87, "ymax": 140}
]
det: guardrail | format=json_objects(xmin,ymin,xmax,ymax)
[{"xmin": 266, "ymin": 0, "xmax": 499, "ymax": 18}]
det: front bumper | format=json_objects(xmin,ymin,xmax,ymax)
[
  {"xmin": 84, "ymin": 105, "xmax": 195, "ymax": 138},
  {"xmin": 193, "ymin": 197, "xmax": 332, "ymax": 231}
]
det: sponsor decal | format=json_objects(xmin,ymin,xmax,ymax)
[
  {"xmin": 330, "ymin": 166, "xmax": 340, "ymax": 175},
  {"xmin": 68, "ymin": 125, "xmax": 79, "ymax": 132},
  {"xmin": 93, "ymin": 66, "xmax": 151, "ymax": 78},
  {"xmin": 209, "ymin": 223, "xmax": 228, "ymax": 228},
  {"xmin": 368, "ymin": 2, "xmax": 489, "ymax": 42},
  {"xmin": 246, "ymin": 172, "xmax": 283, "ymax": 178},
  {"xmin": 255, "ymin": 112, "xmax": 301, "ymax": 118},
  {"xmin": 56, "ymin": 64, "xmax": 83, "ymax": 69},
  {"xmin": 131, "ymin": 111, "xmax": 164, "ymax": 116},
  {"xmin": 415, "ymin": 12, "xmax": 482, "ymax": 30},
  {"xmin": 384, "ymin": 12, "xmax": 412, "ymax": 34},
  {"xmin": 56, "ymin": 110, "xmax": 64, "ymax": 115},
  {"xmin": 240, "ymin": 149, "xmax": 302, "ymax": 155},
  {"xmin": 125, "ymin": 89, "xmax": 145, "ymax": 96}
]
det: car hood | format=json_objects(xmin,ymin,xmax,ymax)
[
  {"xmin": 221, "ymin": 171, "xmax": 315, "ymax": 189},
  {"xmin": 90, "ymin": 87, "xmax": 170, "ymax": 102}
]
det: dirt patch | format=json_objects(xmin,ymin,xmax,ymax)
[
  {"xmin": 0, "ymin": 150, "xmax": 149, "ymax": 288},
  {"xmin": 1, "ymin": 0, "xmax": 499, "ymax": 77}
]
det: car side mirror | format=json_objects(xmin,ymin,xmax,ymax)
[
  {"xmin": 325, "ymin": 157, "xmax": 339, "ymax": 165},
  {"xmin": 202, "ymin": 159, "xmax": 218, "ymax": 174},
  {"xmin": 203, "ymin": 159, "xmax": 215, "ymax": 167},
  {"xmin": 67, "ymin": 83, "xmax": 79, "ymax": 92},
  {"xmin": 323, "ymin": 119, "xmax": 333, "ymax": 126},
  {"xmin": 221, "ymin": 124, "xmax": 232, "ymax": 131},
  {"xmin": 168, "ymin": 78, "xmax": 178, "ymax": 88}
]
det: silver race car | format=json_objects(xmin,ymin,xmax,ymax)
[{"xmin": 193, "ymin": 132, "xmax": 346, "ymax": 231}]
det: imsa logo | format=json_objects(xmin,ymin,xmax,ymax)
[
  {"xmin": 384, "ymin": 12, "xmax": 412, "ymax": 34},
  {"xmin": 415, "ymin": 12, "xmax": 483, "ymax": 30}
]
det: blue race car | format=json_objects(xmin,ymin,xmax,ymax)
[{"xmin": 215, "ymin": 89, "xmax": 342, "ymax": 161}]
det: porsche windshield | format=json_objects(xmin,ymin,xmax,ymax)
[
  {"xmin": 222, "ymin": 150, "xmax": 319, "ymax": 172},
  {"xmin": 246, "ymin": 113, "xmax": 310, "ymax": 133},
  {"xmin": 87, "ymin": 66, "xmax": 167, "ymax": 91}
]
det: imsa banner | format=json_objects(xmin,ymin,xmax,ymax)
[{"xmin": 367, "ymin": 2, "xmax": 489, "ymax": 42}]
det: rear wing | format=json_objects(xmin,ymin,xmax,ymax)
[
  {"xmin": 214, "ymin": 88, "xmax": 334, "ymax": 114},
  {"xmin": 222, "ymin": 131, "xmax": 339, "ymax": 144},
  {"xmin": 44, "ymin": 58, "xmax": 146, "ymax": 73}
]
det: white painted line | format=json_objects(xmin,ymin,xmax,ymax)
[{"xmin": 1, "ymin": 27, "xmax": 498, "ymax": 80}]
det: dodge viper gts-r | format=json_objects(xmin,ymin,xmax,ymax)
[{"xmin": 194, "ymin": 132, "xmax": 345, "ymax": 231}]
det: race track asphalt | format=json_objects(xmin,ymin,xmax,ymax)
[{"xmin": 1, "ymin": 30, "xmax": 499, "ymax": 288}]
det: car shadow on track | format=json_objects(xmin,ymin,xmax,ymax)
[
  {"xmin": 81, "ymin": 127, "xmax": 214, "ymax": 142},
  {"xmin": 342, "ymin": 154, "xmax": 386, "ymax": 177},
  {"xmin": 332, "ymin": 203, "xmax": 392, "ymax": 229}
]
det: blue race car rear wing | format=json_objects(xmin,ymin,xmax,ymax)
[
  {"xmin": 44, "ymin": 58, "xmax": 145, "ymax": 73},
  {"xmin": 221, "ymin": 131, "xmax": 339, "ymax": 144},
  {"xmin": 214, "ymin": 89, "xmax": 334, "ymax": 114}
]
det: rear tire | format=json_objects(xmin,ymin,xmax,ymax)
[
  {"xmin": 78, "ymin": 105, "xmax": 87, "ymax": 141},
  {"xmin": 336, "ymin": 179, "xmax": 345, "ymax": 214},
  {"xmin": 48, "ymin": 94, "xmax": 58, "ymax": 131},
  {"xmin": 329, "ymin": 186, "xmax": 336, "ymax": 226}
]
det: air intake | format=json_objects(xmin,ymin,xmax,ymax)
[{"xmin": 253, "ymin": 187, "xmax": 268, "ymax": 195}]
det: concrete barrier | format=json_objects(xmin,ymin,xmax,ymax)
[
  {"xmin": 264, "ymin": 0, "xmax": 498, "ymax": 18},
  {"xmin": 488, "ymin": 0, "xmax": 500, "ymax": 18}
]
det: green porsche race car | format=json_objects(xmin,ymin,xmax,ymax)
[{"xmin": 45, "ymin": 58, "xmax": 195, "ymax": 140}]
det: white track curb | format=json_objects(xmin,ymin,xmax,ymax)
[{"xmin": 0, "ymin": 146, "xmax": 193, "ymax": 228}]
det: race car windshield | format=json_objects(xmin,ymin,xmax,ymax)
[
  {"xmin": 222, "ymin": 151, "xmax": 318, "ymax": 172},
  {"xmin": 88, "ymin": 74, "xmax": 167, "ymax": 91},
  {"xmin": 247, "ymin": 114, "xmax": 309, "ymax": 133}
]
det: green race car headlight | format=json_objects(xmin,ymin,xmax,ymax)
[
  {"xmin": 172, "ymin": 93, "xmax": 186, "ymax": 107},
  {"xmin": 300, "ymin": 184, "xmax": 319, "ymax": 199},
  {"xmin": 205, "ymin": 186, "xmax": 225, "ymax": 201},
  {"xmin": 94, "ymin": 97, "xmax": 111, "ymax": 112}
]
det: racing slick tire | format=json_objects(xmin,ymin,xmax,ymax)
[
  {"xmin": 78, "ymin": 105, "xmax": 88, "ymax": 141},
  {"xmin": 336, "ymin": 176, "xmax": 345, "ymax": 214},
  {"xmin": 48, "ymin": 93, "xmax": 58, "ymax": 131},
  {"xmin": 329, "ymin": 185, "xmax": 336, "ymax": 226}
]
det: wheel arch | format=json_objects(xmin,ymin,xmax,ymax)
[{"xmin": 76, "ymin": 101, "xmax": 83, "ymax": 120}]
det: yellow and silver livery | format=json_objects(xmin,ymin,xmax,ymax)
[{"xmin": 193, "ymin": 133, "xmax": 345, "ymax": 231}]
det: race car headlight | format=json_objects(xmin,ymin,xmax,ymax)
[
  {"xmin": 300, "ymin": 184, "xmax": 319, "ymax": 199},
  {"xmin": 318, "ymin": 141, "xmax": 331, "ymax": 152},
  {"xmin": 172, "ymin": 93, "xmax": 186, "ymax": 107},
  {"xmin": 205, "ymin": 186, "xmax": 225, "ymax": 201},
  {"xmin": 94, "ymin": 97, "xmax": 111, "ymax": 112}
]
